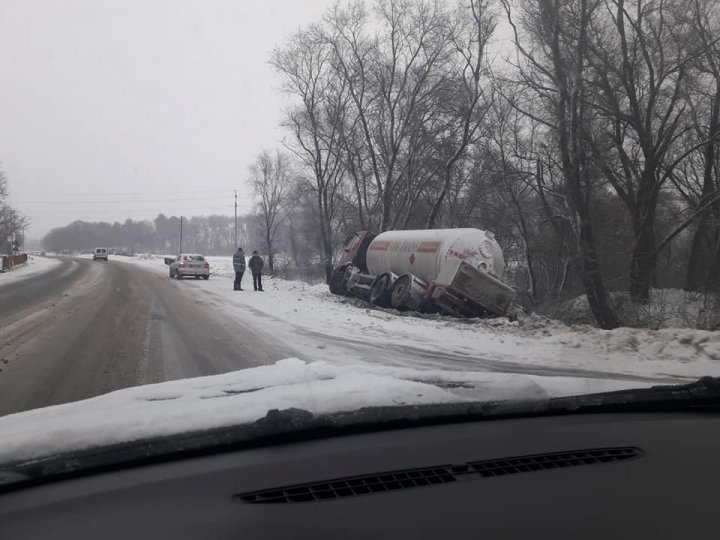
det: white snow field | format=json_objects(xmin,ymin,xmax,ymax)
[{"xmin": 115, "ymin": 255, "xmax": 720, "ymax": 383}]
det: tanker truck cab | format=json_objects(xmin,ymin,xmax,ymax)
[
  {"xmin": 329, "ymin": 231, "xmax": 375, "ymax": 296},
  {"xmin": 341, "ymin": 231, "xmax": 375, "ymax": 272}
]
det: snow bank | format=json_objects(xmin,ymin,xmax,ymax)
[
  {"xmin": 0, "ymin": 358, "xmax": 644, "ymax": 465},
  {"xmin": 114, "ymin": 254, "xmax": 720, "ymax": 382},
  {"xmin": 557, "ymin": 289, "xmax": 720, "ymax": 330},
  {"xmin": 0, "ymin": 255, "xmax": 60, "ymax": 285}
]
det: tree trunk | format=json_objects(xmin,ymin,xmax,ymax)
[
  {"xmin": 576, "ymin": 201, "xmax": 620, "ymax": 329},
  {"xmin": 557, "ymin": 256, "xmax": 570, "ymax": 295},
  {"xmin": 685, "ymin": 83, "xmax": 720, "ymax": 291},
  {"xmin": 685, "ymin": 223, "xmax": 713, "ymax": 291},
  {"xmin": 317, "ymin": 190, "xmax": 335, "ymax": 283},
  {"xmin": 426, "ymin": 166, "xmax": 451, "ymax": 229},
  {"xmin": 511, "ymin": 183, "xmax": 538, "ymax": 303},
  {"xmin": 523, "ymin": 239, "xmax": 538, "ymax": 304},
  {"xmin": 322, "ymin": 214, "xmax": 334, "ymax": 283},
  {"xmin": 288, "ymin": 218, "xmax": 300, "ymax": 267},
  {"xmin": 550, "ymin": 0, "xmax": 618, "ymax": 329},
  {"xmin": 708, "ymin": 229, "xmax": 720, "ymax": 292},
  {"xmin": 629, "ymin": 193, "xmax": 657, "ymax": 301},
  {"xmin": 629, "ymin": 233, "xmax": 656, "ymax": 301},
  {"xmin": 265, "ymin": 227, "xmax": 275, "ymax": 273},
  {"xmin": 379, "ymin": 178, "xmax": 393, "ymax": 232},
  {"xmin": 347, "ymin": 156, "xmax": 367, "ymax": 230}
]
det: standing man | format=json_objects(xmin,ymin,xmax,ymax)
[
  {"xmin": 233, "ymin": 247, "xmax": 246, "ymax": 290},
  {"xmin": 248, "ymin": 250, "xmax": 264, "ymax": 291}
]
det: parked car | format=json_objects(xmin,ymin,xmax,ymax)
[
  {"xmin": 167, "ymin": 254, "xmax": 210, "ymax": 280},
  {"xmin": 93, "ymin": 248, "xmax": 108, "ymax": 261}
]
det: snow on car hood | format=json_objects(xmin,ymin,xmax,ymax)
[{"xmin": 0, "ymin": 358, "xmax": 648, "ymax": 465}]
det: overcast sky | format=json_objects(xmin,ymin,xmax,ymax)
[{"xmin": 0, "ymin": 0, "xmax": 335, "ymax": 237}]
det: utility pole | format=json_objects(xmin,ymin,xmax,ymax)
[
  {"xmin": 179, "ymin": 216, "xmax": 183, "ymax": 254},
  {"xmin": 234, "ymin": 190, "xmax": 238, "ymax": 250}
]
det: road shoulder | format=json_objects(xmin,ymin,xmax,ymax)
[{"xmin": 0, "ymin": 256, "xmax": 61, "ymax": 288}]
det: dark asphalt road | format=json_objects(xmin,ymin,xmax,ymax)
[{"xmin": 0, "ymin": 257, "xmax": 292, "ymax": 416}]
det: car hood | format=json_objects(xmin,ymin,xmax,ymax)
[{"xmin": 0, "ymin": 358, "xmax": 657, "ymax": 468}]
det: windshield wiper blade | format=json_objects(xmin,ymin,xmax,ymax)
[{"xmin": 547, "ymin": 376, "xmax": 720, "ymax": 413}]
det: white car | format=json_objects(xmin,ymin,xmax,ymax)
[
  {"xmin": 168, "ymin": 254, "xmax": 210, "ymax": 280},
  {"xmin": 93, "ymin": 248, "xmax": 108, "ymax": 261}
]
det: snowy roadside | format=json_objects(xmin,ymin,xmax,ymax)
[
  {"xmin": 0, "ymin": 255, "xmax": 61, "ymax": 286},
  {"xmin": 113, "ymin": 255, "xmax": 720, "ymax": 382},
  {"xmin": 0, "ymin": 357, "xmax": 646, "ymax": 465}
]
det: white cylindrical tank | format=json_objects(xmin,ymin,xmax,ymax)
[{"xmin": 365, "ymin": 228, "xmax": 505, "ymax": 284}]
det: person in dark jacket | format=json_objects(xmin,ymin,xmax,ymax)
[
  {"xmin": 248, "ymin": 250, "xmax": 264, "ymax": 291},
  {"xmin": 232, "ymin": 248, "xmax": 246, "ymax": 290}
]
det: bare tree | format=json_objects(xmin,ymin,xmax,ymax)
[
  {"xmin": 583, "ymin": 0, "xmax": 719, "ymax": 300},
  {"xmin": 249, "ymin": 150, "xmax": 292, "ymax": 272},
  {"xmin": 425, "ymin": 0, "xmax": 496, "ymax": 228},
  {"xmin": 502, "ymin": 0, "xmax": 619, "ymax": 329},
  {"xmin": 680, "ymin": 0, "xmax": 720, "ymax": 291},
  {"xmin": 326, "ymin": 0, "xmax": 452, "ymax": 230},
  {"xmin": 271, "ymin": 26, "xmax": 349, "ymax": 282},
  {"xmin": 0, "ymin": 167, "xmax": 7, "ymax": 201},
  {"xmin": 0, "ymin": 166, "xmax": 29, "ymax": 253},
  {"xmin": 483, "ymin": 99, "xmax": 545, "ymax": 302}
]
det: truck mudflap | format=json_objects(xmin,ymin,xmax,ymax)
[{"xmin": 434, "ymin": 261, "xmax": 516, "ymax": 317}]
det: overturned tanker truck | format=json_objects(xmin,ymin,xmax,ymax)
[{"xmin": 329, "ymin": 228, "xmax": 516, "ymax": 318}]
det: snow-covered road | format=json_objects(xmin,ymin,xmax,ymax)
[
  {"xmin": 116, "ymin": 255, "xmax": 720, "ymax": 383},
  {"xmin": 0, "ymin": 256, "xmax": 291, "ymax": 416}
]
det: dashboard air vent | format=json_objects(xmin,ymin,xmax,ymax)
[{"xmin": 235, "ymin": 447, "xmax": 641, "ymax": 504}]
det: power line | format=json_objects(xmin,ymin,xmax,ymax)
[
  {"xmin": 23, "ymin": 206, "xmax": 249, "ymax": 216},
  {"xmin": 13, "ymin": 188, "xmax": 238, "ymax": 197},
  {"xmin": 13, "ymin": 196, "xmax": 235, "ymax": 204}
]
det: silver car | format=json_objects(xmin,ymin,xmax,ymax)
[{"xmin": 168, "ymin": 254, "xmax": 210, "ymax": 280}]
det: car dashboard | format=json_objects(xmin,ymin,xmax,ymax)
[{"xmin": 1, "ymin": 410, "xmax": 718, "ymax": 539}]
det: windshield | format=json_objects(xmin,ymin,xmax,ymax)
[{"xmin": 0, "ymin": 0, "xmax": 718, "ymax": 470}]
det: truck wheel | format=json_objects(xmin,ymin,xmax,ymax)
[
  {"xmin": 369, "ymin": 273, "xmax": 391, "ymax": 307},
  {"xmin": 390, "ymin": 274, "xmax": 412, "ymax": 309}
]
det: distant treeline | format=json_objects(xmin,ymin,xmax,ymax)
[
  {"xmin": 41, "ymin": 212, "xmax": 323, "ymax": 280},
  {"xmin": 43, "ymin": 214, "xmax": 261, "ymax": 256}
]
